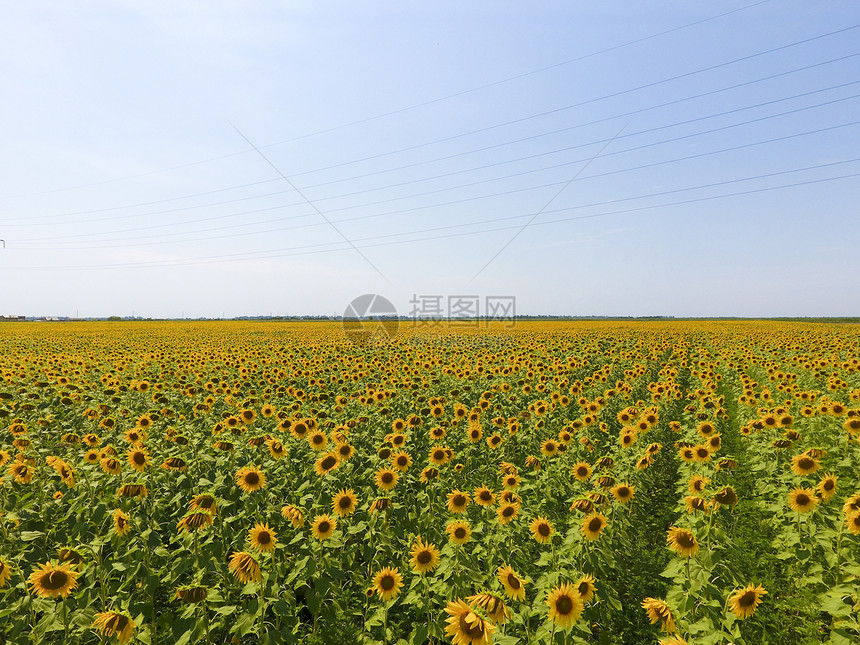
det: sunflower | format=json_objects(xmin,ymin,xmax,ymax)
[
  {"xmin": 375, "ymin": 467, "xmax": 399, "ymax": 491},
  {"xmin": 483, "ymin": 433, "xmax": 501, "ymax": 450},
  {"xmin": 113, "ymin": 509, "xmax": 131, "ymax": 536},
  {"xmin": 446, "ymin": 520, "xmax": 472, "ymax": 545},
  {"xmin": 473, "ymin": 486, "xmax": 495, "ymax": 506},
  {"xmin": 311, "ymin": 514, "xmax": 337, "ymax": 541},
  {"xmin": 693, "ymin": 445, "xmax": 711, "ymax": 463},
  {"xmin": 281, "ymin": 504, "xmax": 305, "ymax": 527},
  {"xmin": 248, "ymin": 522, "xmax": 277, "ymax": 553},
  {"xmin": 190, "ymin": 493, "xmax": 217, "ymax": 515},
  {"xmin": 228, "ymin": 551, "xmax": 261, "ymax": 583},
  {"xmin": 177, "ymin": 511, "xmax": 213, "ymax": 533},
  {"xmin": 572, "ymin": 461, "xmax": 593, "ymax": 482},
  {"xmin": 447, "ymin": 490, "xmax": 471, "ymax": 514},
  {"xmin": 529, "ymin": 516, "xmax": 554, "ymax": 544},
  {"xmin": 335, "ymin": 442, "xmax": 355, "ymax": 461},
  {"xmin": 642, "ymin": 597, "xmax": 676, "ymax": 633},
  {"xmin": 540, "ymin": 439, "xmax": 558, "ymax": 456},
  {"xmin": 409, "ymin": 537, "xmax": 440, "ymax": 574},
  {"xmin": 332, "ymin": 489, "xmax": 358, "ymax": 517},
  {"xmin": 685, "ymin": 496, "xmax": 711, "ymax": 514},
  {"xmin": 420, "ymin": 467, "xmax": 439, "ymax": 483},
  {"xmin": 580, "ymin": 513, "xmax": 607, "ymax": 541},
  {"xmin": 84, "ymin": 449, "xmax": 101, "ymax": 464},
  {"xmin": 468, "ymin": 592, "xmax": 510, "ymax": 623},
  {"xmin": 666, "ymin": 527, "xmax": 698, "ymax": 557},
  {"xmin": 266, "ymin": 437, "xmax": 287, "ymax": 459},
  {"xmin": 845, "ymin": 511, "xmax": 860, "ymax": 535},
  {"xmin": 314, "ymin": 452, "xmax": 340, "ymax": 477},
  {"xmin": 611, "ymin": 483, "xmax": 635, "ymax": 504},
  {"xmin": 788, "ymin": 487, "xmax": 818, "ymax": 513},
  {"xmin": 117, "ymin": 483, "xmax": 148, "ymax": 499},
  {"xmin": 576, "ymin": 574, "xmax": 597, "ymax": 603},
  {"xmin": 688, "ymin": 475, "xmax": 709, "ymax": 494},
  {"xmin": 727, "ymin": 584, "xmax": 767, "ymax": 619},
  {"xmin": 369, "ymin": 498, "xmax": 393, "ymax": 514},
  {"xmin": 308, "ymin": 431, "xmax": 328, "ymax": 451},
  {"xmin": 501, "ymin": 473, "xmax": 521, "ymax": 490},
  {"xmin": 499, "ymin": 490, "xmax": 521, "ymax": 506},
  {"xmin": 92, "ymin": 610, "xmax": 136, "ymax": 644},
  {"xmin": 497, "ymin": 564, "xmax": 526, "ymax": 601},
  {"xmin": 428, "ymin": 446, "xmax": 450, "ymax": 466},
  {"xmin": 791, "ymin": 454, "xmax": 820, "ymax": 477},
  {"xmin": 28, "ymin": 561, "xmax": 79, "ymax": 598},
  {"xmin": 678, "ymin": 447, "xmax": 695, "ymax": 463},
  {"xmin": 0, "ymin": 557, "xmax": 12, "ymax": 588},
  {"xmin": 235, "ymin": 465, "xmax": 266, "ymax": 493},
  {"xmin": 659, "ymin": 636, "xmax": 689, "ymax": 645},
  {"xmin": 713, "ymin": 486, "xmax": 739, "ymax": 510},
  {"xmin": 9, "ymin": 462, "xmax": 33, "ymax": 484},
  {"xmin": 546, "ymin": 582, "xmax": 584, "ymax": 629},
  {"xmin": 496, "ymin": 503, "xmax": 519, "ymax": 525},
  {"xmin": 58, "ymin": 547, "xmax": 84, "ymax": 566},
  {"xmin": 372, "ymin": 566, "xmax": 403, "ymax": 602},
  {"xmin": 569, "ymin": 498, "xmax": 594, "ymax": 513},
  {"xmin": 175, "ymin": 584, "xmax": 208, "ymax": 604},
  {"xmin": 444, "ymin": 598, "xmax": 495, "ymax": 645}
]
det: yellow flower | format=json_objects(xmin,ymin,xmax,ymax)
[
  {"xmin": 473, "ymin": 486, "xmax": 495, "ymax": 506},
  {"xmin": 311, "ymin": 514, "xmax": 337, "ymax": 541},
  {"xmin": 313, "ymin": 452, "xmax": 340, "ymax": 476},
  {"xmin": 228, "ymin": 551, "xmax": 261, "ymax": 583},
  {"xmin": 529, "ymin": 516, "xmax": 554, "ymax": 544},
  {"xmin": 727, "ymin": 584, "xmax": 767, "ymax": 619},
  {"xmin": 572, "ymin": 461, "xmax": 592, "ymax": 482},
  {"xmin": 235, "ymin": 465, "xmax": 266, "ymax": 493},
  {"xmin": 281, "ymin": 504, "xmax": 305, "ymax": 527},
  {"xmin": 546, "ymin": 582, "xmax": 584, "ymax": 629},
  {"xmin": 446, "ymin": 520, "xmax": 472, "ymax": 545},
  {"xmin": 92, "ymin": 611, "xmax": 136, "ymax": 644},
  {"xmin": 611, "ymin": 483, "xmax": 635, "ymax": 504},
  {"xmin": 496, "ymin": 503, "xmax": 519, "ymax": 525},
  {"xmin": 409, "ymin": 537, "xmax": 440, "ymax": 574},
  {"xmin": 468, "ymin": 592, "xmax": 510, "ymax": 623},
  {"xmin": 580, "ymin": 513, "xmax": 607, "ymax": 541},
  {"xmin": 113, "ymin": 509, "xmax": 131, "ymax": 536},
  {"xmin": 497, "ymin": 564, "xmax": 526, "ymax": 601},
  {"xmin": 788, "ymin": 487, "xmax": 818, "ymax": 513},
  {"xmin": 177, "ymin": 511, "xmax": 213, "ymax": 534},
  {"xmin": 575, "ymin": 574, "xmax": 597, "ymax": 603},
  {"xmin": 372, "ymin": 566, "xmax": 403, "ymax": 602},
  {"xmin": 375, "ymin": 467, "xmax": 399, "ymax": 491},
  {"xmin": 444, "ymin": 599, "xmax": 495, "ymax": 645},
  {"xmin": 332, "ymin": 489, "xmax": 358, "ymax": 517},
  {"xmin": 248, "ymin": 522, "xmax": 277, "ymax": 553},
  {"xmin": 666, "ymin": 527, "xmax": 698, "ymax": 557},
  {"xmin": 642, "ymin": 597, "xmax": 676, "ymax": 633},
  {"xmin": 447, "ymin": 490, "xmax": 471, "ymax": 514},
  {"xmin": 28, "ymin": 561, "xmax": 78, "ymax": 598}
]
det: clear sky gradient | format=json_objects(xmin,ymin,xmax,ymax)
[{"xmin": 1, "ymin": 1, "xmax": 858, "ymax": 318}]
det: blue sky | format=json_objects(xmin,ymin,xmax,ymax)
[{"xmin": 1, "ymin": 1, "xmax": 858, "ymax": 318}]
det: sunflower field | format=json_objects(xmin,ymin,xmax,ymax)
[{"xmin": 1, "ymin": 320, "xmax": 859, "ymax": 645}]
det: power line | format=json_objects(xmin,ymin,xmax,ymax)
[
  {"xmin": 6, "ymin": 164, "xmax": 858, "ymax": 264},
  {"xmin": 15, "ymin": 157, "xmax": 860, "ymax": 251},
  {"xmin": 15, "ymin": 107, "xmax": 860, "ymax": 246},
  {"xmin": 0, "ymin": 0, "xmax": 776, "ymax": 201},
  {"xmin": 5, "ymin": 49, "xmax": 856, "ymax": 227},
  {"xmin": 229, "ymin": 122, "xmax": 389, "ymax": 282}
]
